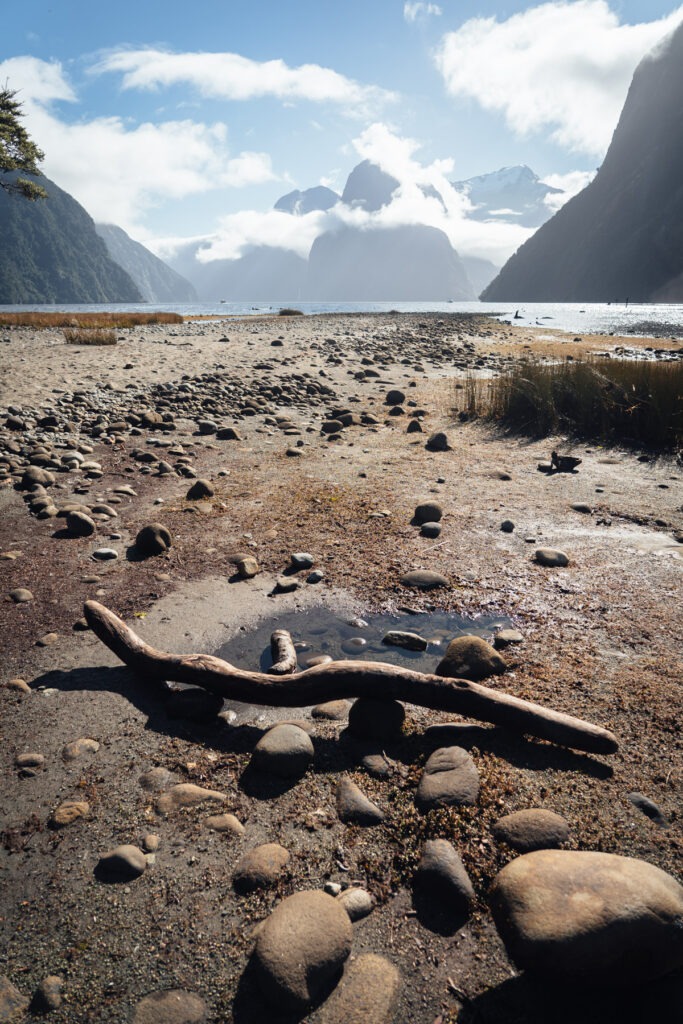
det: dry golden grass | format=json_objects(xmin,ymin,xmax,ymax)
[
  {"xmin": 63, "ymin": 328, "xmax": 118, "ymax": 346},
  {"xmin": 0, "ymin": 312, "xmax": 183, "ymax": 328}
]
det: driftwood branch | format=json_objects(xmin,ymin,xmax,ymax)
[{"xmin": 84, "ymin": 600, "xmax": 618, "ymax": 756}]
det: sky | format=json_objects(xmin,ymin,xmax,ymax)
[{"xmin": 2, "ymin": 0, "xmax": 683, "ymax": 267}]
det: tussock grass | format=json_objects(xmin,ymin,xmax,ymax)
[
  {"xmin": 63, "ymin": 328, "xmax": 118, "ymax": 346},
  {"xmin": 278, "ymin": 307, "xmax": 304, "ymax": 316},
  {"xmin": 0, "ymin": 312, "xmax": 183, "ymax": 328},
  {"xmin": 456, "ymin": 357, "xmax": 683, "ymax": 451}
]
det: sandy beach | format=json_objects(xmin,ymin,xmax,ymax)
[{"xmin": 1, "ymin": 311, "xmax": 681, "ymax": 1023}]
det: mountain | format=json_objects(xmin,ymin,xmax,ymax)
[
  {"xmin": 483, "ymin": 24, "xmax": 683, "ymax": 302},
  {"xmin": 0, "ymin": 173, "xmax": 142, "ymax": 303},
  {"xmin": 341, "ymin": 159, "xmax": 400, "ymax": 211},
  {"xmin": 95, "ymin": 224, "xmax": 197, "ymax": 303},
  {"xmin": 306, "ymin": 224, "xmax": 474, "ymax": 300},
  {"xmin": 461, "ymin": 256, "xmax": 500, "ymax": 298},
  {"xmin": 166, "ymin": 242, "xmax": 306, "ymax": 301},
  {"xmin": 452, "ymin": 165, "xmax": 563, "ymax": 228},
  {"xmin": 274, "ymin": 185, "xmax": 340, "ymax": 215}
]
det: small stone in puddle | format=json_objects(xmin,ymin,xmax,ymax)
[
  {"xmin": 436, "ymin": 635, "xmax": 506, "ymax": 681},
  {"xmin": 382, "ymin": 630, "xmax": 427, "ymax": 651}
]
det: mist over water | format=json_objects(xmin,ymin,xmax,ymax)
[{"xmin": 2, "ymin": 300, "xmax": 683, "ymax": 338}]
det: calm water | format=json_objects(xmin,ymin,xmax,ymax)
[{"xmin": 3, "ymin": 299, "xmax": 683, "ymax": 338}]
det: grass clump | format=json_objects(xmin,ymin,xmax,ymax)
[
  {"xmin": 278, "ymin": 307, "xmax": 304, "ymax": 316},
  {"xmin": 457, "ymin": 357, "xmax": 683, "ymax": 451},
  {"xmin": 63, "ymin": 327, "xmax": 117, "ymax": 346},
  {"xmin": 0, "ymin": 311, "xmax": 183, "ymax": 328}
]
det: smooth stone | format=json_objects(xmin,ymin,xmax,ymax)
[
  {"xmin": 500, "ymin": 519, "xmax": 515, "ymax": 533},
  {"xmin": 420, "ymin": 521, "xmax": 442, "ymax": 538},
  {"xmin": 251, "ymin": 724, "xmax": 314, "ymax": 777},
  {"xmin": 435, "ymin": 635, "xmax": 506, "ymax": 681},
  {"xmin": 236, "ymin": 555, "xmax": 259, "ymax": 578},
  {"xmin": 186, "ymin": 479, "xmax": 214, "ymax": 500},
  {"xmin": 413, "ymin": 501, "xmax": 443, "ymax": 525},
  {"xmin": 627, "ymin": 792, "xmax": 669, "ymax": 827},
  {"xmin": 254, "ymin": 890, "xmax": 353, "ymax": 1009},
  {"xmin": 311, "ymin": 699, "xmax": 349, "ymax": 720},
  {"xmin": 233, "ymin": 843, "xmax": 290, "ymax": 893},
  {"xmin": 9, "ymin": 588, "xmax": 33, "ymax": 603},
  {"xmin": 318, "ymin": 954, "xmax": 400, "ymax": 1024},
  {"xmin": 307, "ymin": 569, "xmax": 324, "ymax": 584},
  {"xmin": 92, "ymin": 547, "xmax": 118, "ymax": 560},
  {"xmin": 36, "ymin": 632, "xmax": 59, "ymax": 647},
  {"xmin": 143, "ymin": 834, "xmax": 160, "ymax": 852},
  {"xmin": 31, "ymin": 975, "xmax": 63, "ymax": 1012},
  {"xmin": 385, "ymin": 389, "xmax": 406, "ymax": 405},
  {"xmin": 15, "ymin": 752, "xmax": 44, "ymax": 769},
  {"xmin": 155, "ymin": 784, "xmax": 226, "ymax": 816},
  {"xmin": 0, "ymin": 976, "xmax": 28, "ymax": 1019},
  {"xmin": 492, "ymin": 808, "xmax": 570, "ymax": 852},
  {"xmin": 490, "ymin": 850, "xmax": 683, "ymax": 982},
  {"xmin": 139, "ymin": 767, "xmax": 177, "ymax": 792},
  {"xmin": 571, "ymin": 502, "xmax": 592, "ymax": 514},
  {"xmin": 425, "ymin": 431, "xmax": 451, "ymax": 452},
  {"xmin": 406, "ymin": 419, "xmax": 423, "ymax": 433},
  {"xmin": 5, "ymin": 678, "xmax": 30, "ymax": 694},
  {"xmin": 204, "ymin": 813, "xmax": 245, "ymax": 835},
  {"xmin": 535, "ymin": 548, "xmax": 570, "ymax": 567},
  {"xmin": 336, "ymin": 887, "xmax": 375, "ymax": 922},
  {"xmin": 415, "ymin": 838, "xmax": 474, "ymax": 913},
  {"xmin": 136, "ymin": 523, "xmax": 172, "ymax": 557},
  {"xmin": 291, "ymin": 552, "xmax": 314, "ymax": 570},
  {"xmin": 400, "ymin": 570, "xmax": 449, "ymax": 589},
  {"xmin": 336, "ymin": 778, "xmax": 384, "ymax": 826},
  {"xmin": 66, "ymin": 510, "xmax": 96, "ymax": 536},
  {"xmin": 49, "ymin": 800, "xmax": 90, "ymax": 829},
  {"xmin": 361, "ymin": 753, "xmax": 393, "ymax": 778},
  {"xmin": 97, "ymin": 844, "xmax": 147, "ymax": 881},
  {"xmin": 416, "ymin": 746, "xmax": 480, "ymax": 811},
  {"xmin": 382, "ymin": 630, "xmax": 428, "ymax": 651},
  {"xmin": 493, "ymin": 628, "xmax": 524, "ymax": 649},
  {"xmin": 62, "ymin": 738, "xmax": 99, "ymax": 761},
  {"xmin": 274, "ymin": 576, "xmax": 299, "ymax": 593},
  {"xmin": 216, "ymin": 426, "xmax": 241, "ymax": 440},
  {"xmin": 132, "ymin": 989, "xmax": 208, "ymax": 1024},
  {"xmin": 347, "ymin": 698, "xmax": 405, "ymax": 740}
]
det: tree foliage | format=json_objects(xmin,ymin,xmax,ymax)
[{"xmin": 0, "ymin": 87, "xmax": 47, "ymax": 200}]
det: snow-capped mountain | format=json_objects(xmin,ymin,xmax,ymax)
[{"xmin": 452, "ymin": 165, "xmax": 563, "ymax": 228}]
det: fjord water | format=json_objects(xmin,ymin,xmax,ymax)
[{"xmin": 3, "ymin": 299, "xmax": 683, "ymax": 338}]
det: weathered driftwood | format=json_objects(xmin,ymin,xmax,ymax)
[
  {"xmin": 84, "ymin": 600, "xmax": 618, "ymax": 755},
  {"xmin": 269, "ymin": 629, "xmax": 298, "ymax": 675}
]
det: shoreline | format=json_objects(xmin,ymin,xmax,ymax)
[{"xmin": 1, "ymin": 311, "xmax": 681, "ymax": 1022}]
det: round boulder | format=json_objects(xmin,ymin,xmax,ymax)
[
  {"xmin": 347, "ymin": 698, "xmax": 405, "ymax": 741},
  {"xmin": 250, "ymin": 723, "xmax": 314, "ymax": 777},
  {"xmin": 425, "ymin": 431, "xmax": 451, "ymax": 452},
  {"xmin": 233, "ymin": 843, "xmax": 290, "ymax": 893},
  {"xmin": 254, "ymin": 890, "xmax": 353, "ymax": 1009},
  {"xmin": 413, "ymin": 501, "xmax": 443, "ymax": 525},
  {"xmin": 186, "ymin": 479, "xmax": 214, "ymax": 500},
  {"xmin": 492, "ymin": 808, "xmax": 570, "ymax": 852},
  {"xmin": 133, "ymin": 989, "xmax": 208, "ymax": 1024},
  {"xmin": 490, "ymin": 849, "xmax": 683, "ymax": 982},
  {"xmin": 435, "ymin": 635, "xmax": 506, "ymax": 681},
  {"xmin": 66, "ymin": 511, "xmax": 96, "ymax": 537},
  {"xmin": 318, "ymin": 953, "xmax": 400, "ymax": 1024},
  {"xmin": 97, "ymin": 844, "xmax": 147, "ymax": 881},
  {"xmin": 385, "ymin": 389, "xmax": 406, "ymax": 405},
  {"xmin": 136, "ymin": 523, "xmax": 172, "ymax": 557},
  {"xmin": 534, "ymin": 548, "xmax": 569, "ymax": 568}
]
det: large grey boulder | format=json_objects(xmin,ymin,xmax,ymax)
[{"xmin": 490, "ymin": 850, "xmax": 683, "ymax": 982}]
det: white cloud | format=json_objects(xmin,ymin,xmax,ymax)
[
  {"xmin": 404, "ymin": 3, "xmax": 442, "ymax": 23},
  {"xmin": 541, "ymin": 169, "xmax": 596, "ymax": 211},
  {"xmin": 434, "ymin": 1, "xmax": 683, "ymax": 157},
  {"xmin": 0, "ymin": 57, "xmax": 277, "ymax": 235},
  {"xmin": 91, "ymin": 48, "xmax": 396, "ymax": 114}
]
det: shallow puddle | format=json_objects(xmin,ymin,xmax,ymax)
[{"xmin": 215, "ymin": 606, "xmax": 510, "ymax": 675}]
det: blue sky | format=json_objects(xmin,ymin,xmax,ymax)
[{"xmin": 2, "ymin": 1, "xmax": 683, "ymax": 265}]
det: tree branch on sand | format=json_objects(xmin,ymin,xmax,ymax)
[{"xmin": 84, "ymin": 601, "xmax": 618, "ymax": 756}]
